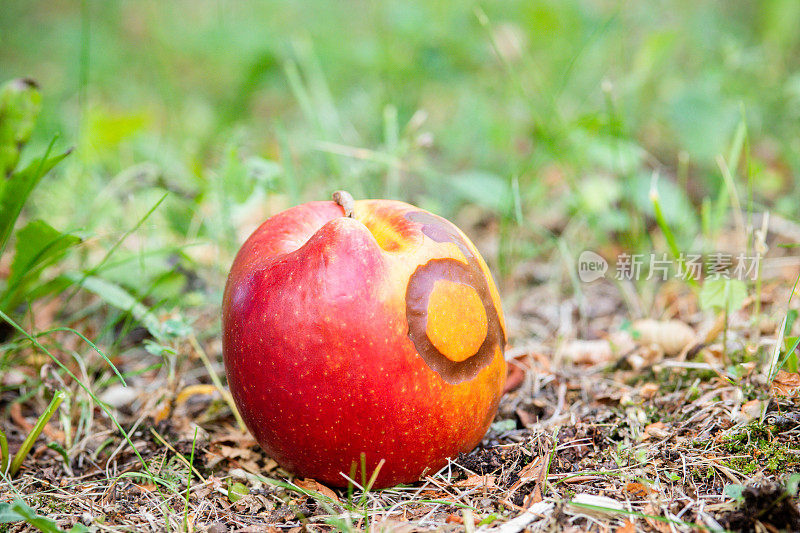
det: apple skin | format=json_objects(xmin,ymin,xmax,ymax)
[{"xmin": 222, "ymin": 199, "xmax": 506, "ymax": 488}]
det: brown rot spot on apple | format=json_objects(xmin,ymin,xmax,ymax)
[
  {"xmin": 404, "ymin": 211, "xmax": 505, "ymax": 384},
  {"xmin": 406, "ymin": 211, "xmax": 473, "ymax": 259}
]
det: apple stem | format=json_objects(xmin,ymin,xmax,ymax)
[{"xmin": 332, "ymin": 190, "xmax": 355, "ymax": 218}]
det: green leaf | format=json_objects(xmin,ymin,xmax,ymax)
[
  {"xmin": 778, "ymin": 335, "xmax": 800, "ymax": 374},
  {"xmin": 785, "ymin": 309, "xmax": 798, "ymax": 336},
  {"xmin": 0, "ymin": 499, "xmax": 65, "ymax": 532},
  {"xmin": 0, "ymin": 502, "xmax": 25, "ymax": 523},
  {"xmin": 699, "ymin": 278, "xmax": 748, "ymax": 314},
  {"xmin": 490, "ymin": 419, "xmax": 517, "ymax": 433},
  {"xmin": 161, "ymin": 317, "xmax": 193, "ymax": 339},
  {"xmin": 46, "ymin": 441, "xmax": 70, "ymax": 466},
  {"xmin": 24, "ymin": 274, "xmax": 74, "ymax": 303},
  {"xmin": 723, "ymin": 483, "xmax": 745, "ymax": 501},
  {"xmin": 0, "ymin": 141, "xmax": 72, "ymax": 256},
  {"xmin": 787, "ymin": 473, "xmax": 800, "ymax": 496},
  {"xmin": 228, "ymin": 481, "xmax": 249, "ymax": 503},
  {"xmin": 0, "ymin": 79, "xmax": 42, "ymax": 176},
  {"xmin": 478, "ymin": 514, "xmax": 499, "ymax": 526},
  {"xmin": 65, "ymin": 273, "xmax": 165, "ymax": 342},
  {"xmin": 143, "ymin": 339, "xmax": 177, "ymax": 357},
  {"xmin": 2, "ymin": 220, "xmax": 80, "ymax": 312}
]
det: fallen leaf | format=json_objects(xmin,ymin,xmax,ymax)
[
  {"xmin": 644, "ymin": 422, "xmax": 670, "ymax": 440},
  {"xmin": 516, "ymin": 407, "xmax": 536, "ymax": 428},
  {"xmin": 739, "ymin": 399, "xmax": 763, "ymax": 421},
  {"xmin": 100, "ymin": 384, "xmax": 139, "ymax": 408},
  {"xmin": 639, "ymin": 382, "xmax": 659, "ymax": 399},
  {"xmin": 771, "ymin": 370, "xmax": 800, "ymax": 397},
  {"xmin": 562, "ymin": 339, "xmax": 615, "ymax": 365},
  {"xmin": 633, "ymin": 318, "xmax": 695, "ymax": 356},
  {"xmin": 295, "ymin": 478, "xmax": 340, "ymax": 502},
  {"xmin": 370, "ymin": 519, "xmax": 418, "ymax": 533},
  {"xmin": 624, "ymin": 481, "xmax": 651, "ymax": 498},
  {"xmin": 504, "ymin": 358, "xmax": 526, "ymax": 393},
  {"xmin": 176, "ymin": 384, "xmax": 220, "ymax": 405},
  {"xmin": 523, "ymin": 452, "xmax": 550, "ymax": 507},
  {"xmin": 511, "ymin": 458, "xmax": 542, "ymax": 490},
  {"xmin": 445, "ymin": 513, "xmax": 463, "ymax": 524},
  {"xmin": 10, "ymin": 402, "xmax": 33, "ymax": 432},
  {"xmin": 455, "ymin": 474, "xmax": 497, "ymax": 489},
  {"xmin": 616, "ymin": 520, "xmax": 636, "ymax": 533},
  {"xmin": 642, "ymin": 503, "xmax": 672, "ymax": 533},
  {"xmin": 227, "ymin": 481, "xmax": 249, "ymax": 503},
  {"xmin": 216, "ymin": 445, "xmax": 259, "ymax": 461},
  {"xmin": 212, "ymin": 429, "xmax": 258, "ymax": 448},
  {"xmin": 628, "ymin": 344, "xmax": 665, "ymax": 370},
  {"xmin": 506, "ymin": 453, "xmax": 550, "ymax": 509},
  {"xmin": 10, "ymin": 402, "xmax": 62, "ymax": 441}
]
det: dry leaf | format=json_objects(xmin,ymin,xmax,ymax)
[
  {"xmin": 703, "ymin": 313, "xmax": 727, "ymax": 344},
  {"xmin": 176, "ymin": 384, "xmax": 219, "ymax": 405},
  {"xmin": 455, "ymin": 474, "xmax": 497, "ymax": 489},
  {"xmin": 504, "ymin": 358, "xmax": 526, "ymax": 393},
  {"xmin": 633, "ymin": 319, "xmax": 695, "ymax": 356},
  {"xmin": 562, "ymin": 339, "xmax": 615, "ymax": 365},
  {"xmin": 616, "ymin": 520, "xmax": 636, "ymax": 533},
  {"xmin": 212, "ymin": 429, "xmax": 258, "ymax": 448},
  {"xmin": 624, "ymin": 481, "xmax": 651, "ymax": 498},
  {"xmin": 510, "ymin": 458, "xmax": 542, "ymax": 491},
  {"xmin": 516, "ymin": 408, "xmax": 537, "ymax": 428},
  {"xmin": 627, "ymin": 345, "xmax": 664, "ymax": 370},
  {"xmin": 295, "ymin": 478, "xmax": 340, "ymax": 502},
  {"xmin": 564, "ymin": 331, "xmax": 635, "ymax": 366},
  {"xmin": 639, "ymin": 382, "xmax": 659, "ymax": 399},
  {"xmin": 523, "ymin": 457, "xmax": 549, "ymax": 507},
  {"xmin": 100, "ymin": 384, "xmax": 139, "ymax": 408},
  {"xmin": 10, "ymin": 402, "xmax": 63, "ymax": 441},
  {"xmin": 233, "ymin": 494, "xmax": 267, "ymax": 514},
  {"xmin": 216, "ymin": 445, "xmax": 258, "ymax": 461},
  {"xmin": 644, "ymin": 422, "xmax": 669, "ymax": 440},
  {"xmin": 771, "ymin": 370, "xmax": 800, "ymax": 397},
  {"xmin": 642, "ymin": 504, "xmax": 672, "ymax": 533},
  {"xmin": 369, "ymin": 520, "xmax": 418, "ymax": 533},
  {"xmin": 445, "ymin": 513, "xmax": 463, "ymax": 524},
  {"xmin": 739, "ymin": 399, "xmax": 763, "ymax": 422}
]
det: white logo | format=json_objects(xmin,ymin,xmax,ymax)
[{"xmin": 578, "ymin": 251, "xmax": 608, "ymax": 282}]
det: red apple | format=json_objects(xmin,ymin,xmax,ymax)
[{"xmin": 222, "ymin": 196, "xmax": 507, "ymax": 488}]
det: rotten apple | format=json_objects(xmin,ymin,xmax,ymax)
[{"xmin": 222, "ymin": 193, "xmax": 506, "ymax": 488}]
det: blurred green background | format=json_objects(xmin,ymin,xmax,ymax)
[{"xmin": 2, "ymin": 0, "xmax": 799, "ymax": 302}]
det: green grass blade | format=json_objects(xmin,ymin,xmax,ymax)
[
  {"xmin": 0, "ymin": 139, "xmax": 71, "ymax": 256},
  {"xmin": 64, "ymin": 273, "xmax": 165, "ymax": 342},
  {"xmin": 9, "ymin": 391, "xmax": 65, "ymax": 476}
]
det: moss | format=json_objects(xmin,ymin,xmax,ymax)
[
  {"xmin": 720, "ymin": 423, "xmax": 796, "ymax": 474},
  {"xmin": 690, "ymin": 465, "xmax": 716, "ymax": 480}
]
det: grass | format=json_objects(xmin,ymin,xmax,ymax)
[{"xmin": 1, "ymin": 0, "xmax": 800, "ymax": 531}]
